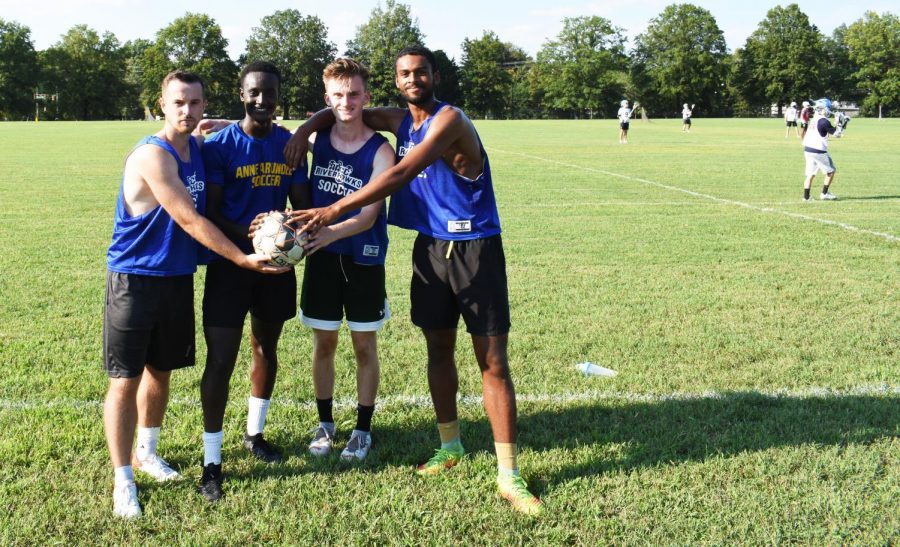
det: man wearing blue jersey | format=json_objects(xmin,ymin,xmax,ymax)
[
  {"xmin": 104, "ymin": 71, "xmax": 284, "ymax": 518},
  {"xmin": 284, "ymin": 46, "xmax": 542, "ymax": 515},
  {"xmin": 301, "ymin": 58, "xmax": 395, "ymax": 462},
  {"xmin": 197, "ymin": 61, "xmax": 310, "ymax": 502}
]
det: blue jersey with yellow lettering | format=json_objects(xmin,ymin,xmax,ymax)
[
  {"xmin": 310, "ymin": 128, "xmax": 389, "ymax": 265},
  {"xmin": 202, "ymin": 123, "xmax": 307, "ymax": 255},
  {"xmin": 388, "ymin": 101, "xmax": 501, "ymax": 240},
  {"xmin": 107, "ymin": 135, "xmax": 206, "ymax": 276}
]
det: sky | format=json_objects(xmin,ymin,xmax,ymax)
[{"xmin": 1, "ymin": 0, "xmax": 894, "ymax": 61}]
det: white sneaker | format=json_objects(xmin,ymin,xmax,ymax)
[
  {"xmin": 113, "ymin": 481, "xmax": 142, "ymax": 519},
  {"xmin": 340, "ymin": 430, "xmax": 372, "ymax": 462},
  {"xmin": 820, "ymin": 192, "xmax": 838, "ymax": 200},
  {"xmin": 134, "ymin": 454, "xmax": 181, "ymax": 482},
  {"xmin": 308, "ymin": 425, "xmax": 334, "ymax": 457}
]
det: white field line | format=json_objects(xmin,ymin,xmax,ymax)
[
  {"xmin": 2, "ymin": 385, "xmax": 898, "ymax": 412},
  {"xmin": 488, "ymin": 147, "xmax": 900, "ymax": 243}
]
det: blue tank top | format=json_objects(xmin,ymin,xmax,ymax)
[
  {"xmin": 107, "ymin": 136, "xmax": 206, "ymax": 276},
  {"xmin": 202, "ymin": 123, "xmax": 307, "ymax": 255},
  {"xmin": 310, "ymin": 127, "xmax": 389, "ymax": 265},
  {"xmin": 388, "ymin": 101, "xmax": 501, "ymax": 240}
]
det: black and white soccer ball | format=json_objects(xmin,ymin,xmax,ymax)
[{"xmin": 252, "ymin": 211, "xmax": 307, "ymax": 267}]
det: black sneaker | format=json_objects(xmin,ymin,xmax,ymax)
[
  {"xmin": 197, "ymin": 463, "xmax": 224, "ymax": 502},
  {"xmin": 243, "ymin": 433, "xmax": 283, "ymax": 463}
]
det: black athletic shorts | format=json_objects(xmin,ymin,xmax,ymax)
[
  {"xmin": 620, "ymin": 121, "xmax": 630, "ymax": 130},
  {"xmin": 202, "ymin": 259, "xmax": 297, "ymax": 328},
  {"xmin": 786, "ymin": 120, "xmax": 797, "ymax": 127},
  {"xmin": 410, "ymin": 233, "xmax": 510, "ymax": 336},
  {"xmin": 684, "ymin": 118, "xmax": 692, "ymax": 125},
  {"xmin": 103, "ymin": 271, "xmax": 195, "ymax": 378},
  {"xmin": 300, "ymin": 251, "xmax": 389, "ymax": 332}
]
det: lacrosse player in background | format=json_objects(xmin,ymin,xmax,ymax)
[{"xmin": 682, "ymin": 103, "xmax": 694, "ymax": 132}]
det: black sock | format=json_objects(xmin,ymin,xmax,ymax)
[
  {"xmin": 355, "ymin": 404, "xmax": 375, "ymax": 433},
  {"xmin": 822, "ymin": 185, "xmax": 829, "ymax": 195},
  {"xmin": 316, "ymin": 398, "xmax": 333, "ymax": 425},
  {"xmin": 804, "ymin": 188, "xmax": 810, "ymax": 200}
]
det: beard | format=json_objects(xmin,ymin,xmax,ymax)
[{"xmin": 400, "ymin": 85, "xmax": 434, "ymax": 106}]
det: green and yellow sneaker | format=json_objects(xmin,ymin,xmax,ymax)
[
  {"xmin": 415, "ymin": 447, "xmax": 465, "ymax": 476},
  {"xmin": 497, "ymin": 474, "xmax": 543, "ymax": 516}
]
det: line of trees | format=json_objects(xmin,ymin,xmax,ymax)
[{"xmin": 1, "ymin": 2, "xmax": 897, "ymax": 121}]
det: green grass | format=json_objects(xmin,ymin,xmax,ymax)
[{"xmin": 0, "ymin": 118, "xmax": 897, "ymax": 544}]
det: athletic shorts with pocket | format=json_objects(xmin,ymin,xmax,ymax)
[
  {"xmin": 410, "ymin": 233, "xmax": 510, "ymax": 337},
  {"xmin": 202, "ymin": 259, "xmax": 297, "ymax": 328},
  {"xmin": 103, "ymin": 271, "xmax": 195, "ymax": 378},
  {"xmin": 300, "ymin": 251, "xmax": 389, "ymax": 332}
]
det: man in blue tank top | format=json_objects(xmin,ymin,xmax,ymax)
[
  {"xmin": 285, "ymin": 46, "xmax": 542, "ymax": 515},
  {"xmin": 300, "ymin": 58, "xmax": 395, "ymax": 463},
  {"xmin": 103, "ymin": 71, "xmax": 284, "ymax": 519},
  {"xmin": 197, "ymin": 62, "xmax": 310, "ymax": 503}
]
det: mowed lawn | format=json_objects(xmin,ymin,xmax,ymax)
[{"xmin": 0, "ymin": 118, "xmax": 897, "ymax": 544}]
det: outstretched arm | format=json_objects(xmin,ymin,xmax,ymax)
[
  {"xmin": 284, "ymin": 108, "xmax": 336, "ymax": 168},
  {"xmin": 129, "ymin": 146, "xmax": 287, "ymax": 273},
  {"xmin": 294, "ymin": 108, "xmax": 467, "ymax": 233},
  {"xmin": 284, "ymin": 107, "xmax": 407, "ymax": 168},
  {"xmin": 302, "ymin": 141, "xmax": 395, "ymax": 255}
]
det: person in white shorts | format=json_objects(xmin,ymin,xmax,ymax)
[{"xmin": 802, "ymin": 98, "xmax": 842, "ymax": 201}]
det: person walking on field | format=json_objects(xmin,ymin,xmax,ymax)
[
  {"xmin": 802, "ymin": 98, "xmax": 842, "ymax": 202},
  {"xmin": 283, "ymin": 45, "xmax": 543, "ymax": 516},
  {"xmin": 103, "ymin": 71, "xmax": 284, "ymax": 518},
  {"xmin": 300, "ymin": 58, "xmax": 395, "ymax": 463},
  {"xmin": 196, "ymin": 61, "xmax": 310, "ymax": 503}
]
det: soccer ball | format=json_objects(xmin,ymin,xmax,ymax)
[{"xmin": 251, "ymin": 211, "xmax": 307, "ymax": 267}]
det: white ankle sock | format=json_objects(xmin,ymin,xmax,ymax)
[
  {"xmin": 114, "ymin": 465, "xmax": 135, "ymax": 486},
  {"xmin": 203, "ymin": 430, "xmax": 224, "ymax": 466},
  {"xmin": 135, "ymin": 426, "xmax": 160, "ymax": 460},
  {"xmin": 247, "ymin": 397, "xmax": 270, "ymax": 436}
]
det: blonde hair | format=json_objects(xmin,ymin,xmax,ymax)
[{"xmin": 323, "ymin": 58, "xmax": 370, "ymax": 88}]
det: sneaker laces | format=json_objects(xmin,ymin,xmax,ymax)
[
  {"xmin": 346, "ymin": 431, "xmax": 370, "ymax": 452},
  {"xmin": 310, "ymin": 426, "xmax": 334, "ymax": 445}
]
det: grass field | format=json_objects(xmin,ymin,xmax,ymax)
[{"xmin": 0, "ymin": 117, "xmax": 897, "ymax": 544}]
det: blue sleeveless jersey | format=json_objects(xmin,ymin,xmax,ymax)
[
  {"xmin": 202, "ymin": 123, "xmax": 308, "ymax": 256},
  {"xmin": 388, "ymin": 101, "xmax": 501, "ymax": 240},
  {"xmin": 309, "ymin": 128, "xmax": 389, "ymax": 265},
  {"xmin": 107, "ymin": 136, "xmax": 206, "ymax": 276}
]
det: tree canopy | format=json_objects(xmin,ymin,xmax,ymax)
[
  {"xmin": 149, "ymin": 13, "xmax": 239, "ymax": 117},
  {"xmin": 632, "ymin": 4, "xmax": 729, "ymax": 116},
  {"xmin": 2, "ymin": 5, "xmax": 899, "ymax": 120},
  {"xmin": 244, "ymin": 10, "xmax": 336, "ymax": 118},
  {"xmin": 0, "ymin": 18, "xmax": 39, "ymax": 120},
  {"xmin": 345, "ymin": 0, "xmax": 425, "ymax": 106},
  {"xmin": 534, "ymin": 16, "xmax": 627, "ymax": 118},
  {"xmin": 740, "ymin": 4, "xmax": 826, "ymax": 114},
  {"xmin": 844, "ymin": 11, "xmax": 900, "ymax": 116}
]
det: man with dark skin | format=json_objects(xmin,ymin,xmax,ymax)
[
  {"xmin": 283, "ymin": 45, "xmax": 542, "ymax": 516},
  {"xmin": 198, "ymin": 61, "xmax": 309, "ymax": 502},
  {"xmin": 104, "ymin": 71, "xmax": 285, "ymax": 518}
]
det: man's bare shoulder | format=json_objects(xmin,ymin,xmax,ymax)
[
  {"xmin": 431, "ymin": 105, "xmax": 472, "ymax": 129},
  {"xmin": 124, "ymin": 141, "xmax": 173, "ymax": 178}
]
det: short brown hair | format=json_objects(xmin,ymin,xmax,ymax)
[
  {"xmin": 160, "ymin": 71, "xmax": 205, "ymax": 96},
  {"xmin": 322, "ymin": 58, "xmax": 370, "ymax": 88}
]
